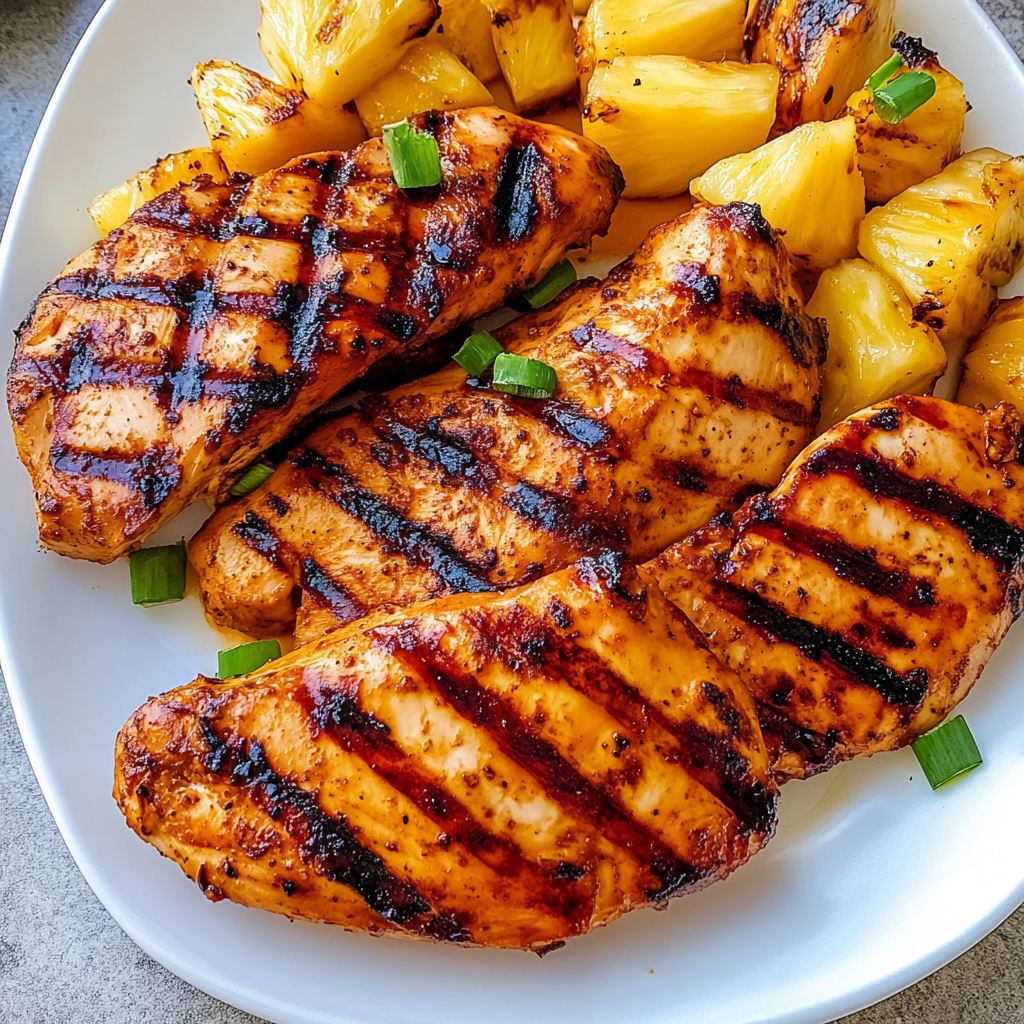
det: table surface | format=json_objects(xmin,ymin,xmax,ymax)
[{"xmin": 3, "ymin": 0, "xmax": 1024, "ymax": 1020}]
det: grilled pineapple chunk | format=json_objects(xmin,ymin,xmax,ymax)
[
  {"xmin": 690, "ymin": 117, "xmax": 864, "ymax": 271},
  {"xmin": 959, "ymin": 298, "xmax": 1024, "ymax": 413},
  {"xmin": 192, "ymin": 61, "xmax": 366, "ymax": 176},
  {"xmin": 431, "ymin": 0, "xmax": 500, "ymax": 81},
  {"xmin": 747, "ymin": 0, "xmax": 896, "ymax": 135},
  {"xmin": 485, "ymin": 0, "xmax": 578, "ymax": 113},
  {"xmin": 87, "ymin": 148, "xmax": 229, "ymax": 235},
  {"xmin": 808, "ymin": 259, "xmax": 946, "ymax": 428},
  {"xmin": 843, "ymin": 35, "xmax": 967, "ymax": 205},
  {"xmin": 355, "ymin": 40, "xmax": 493, "ymax": 134},
  {"xmin": 582, "ymin": 56, "xmax": 778, "ymax": 198},
  {"xmin": 575, "ymin": 0, "xmax": 746, "ymax": 90},
  {"xmin": 859, "ymin": 148, "xmax": 1024, "ymax": 342},
  {"xmin": 258, "ymin": 0, "xmax": 439, "ymax": 109}
]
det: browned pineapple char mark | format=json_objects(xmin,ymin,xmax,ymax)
[
  {"xmin": 8, "ymin": 107, "xmax": 624, "ymax": 564},
  {"xmin": 114, "ymin": 555, "xmax": 778, "ymax": 950},
  {"xmin": 188, "ymin": 201, "xmax": 825, "ymax": 641},
  {"xmin": 647, "ymin": 396, "xmax": 1024, "ymax": 779}
]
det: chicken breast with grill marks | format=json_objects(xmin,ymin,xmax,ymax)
[
  {"xmin": 188, "ymin": 202, "xmax": 825, "ymax": 641},
  {"xmin": 8, "ymin": 108, "xmax": 623, "ymax": 563},
  {"xmin": 648, "ymin": 396, "xmax": 1024, "ymax": 778},
  {"xmin": 114, "ymin": 554, "xmax": 777, "ymax": 951}
]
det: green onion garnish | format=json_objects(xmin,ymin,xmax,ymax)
[
  {"xmin": 218, "ymin": 639, "xmax": 282, "ymax": 679},
  {"xmin": 228, "ymin": 460, "xmax": 275, "ymax": 498},
  {"xmin": 453, "ymin": 330, "xmax": 504, "ymax": 377},
  {"xmin": 129, "ymin": 542, "xmax": 187, "ymax": 606},
  {"xmin": 866, "ymin": 51, "xmax": 903, "ymax": 91},
  {"xmin": 911, "ymin": 715, "xmax": 983, "ymax": 790},
  {"xmin": 491, "ymin": 352, "xmax": 557, "ymax": 399},
  {"xmin": 382, "ymin": 120, "xmax": 442, "ymax": 189},
  {"xmin": 521, "ymin": 259, "xmax": 577, "ymax": 309},
  {"xmin": 872, "ymin": 71, "xmax": 937, "ymax": 124}
]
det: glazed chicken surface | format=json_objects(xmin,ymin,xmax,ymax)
[
  {"xmin": 114, "ymin": 555, "xmax": 777, "ymax": 951},
  {"xmin": 648, "ymin": 396, "xmax": 1024, "ymax": 778},
  {"xmin": 189, "ymin": 201, "xmax": 825, "ymax": 641},
  {"xmin": 8, "ymin": 108, "xmax": 623, "ymax": 563}
]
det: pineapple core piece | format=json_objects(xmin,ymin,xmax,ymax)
[
  {"xmin": 858, "ymin": 148, "xmax": 1024, "ymax": 343},
  {"xmin": 575, "ymin": 0, "xmax": 746, "ymax": 91},
  {"xmin": 808, "ymin": 259, "xmax": 946, "ymax": 429},
  {"xmin": 355, "ymin": 40, "xmax": 493, "ymax": 135},
  {"xmin": 690, "ymin": 117, "xmax": 865, "ymax": 271},
  {"xmin": 484, "ymin": 0, "xmax": 578, "ymax": 113},
  {"xmin": 87, "ymin": 148, "xmax": 229, "ymax": 235},
  {"xmin": 843, "ymin": 35, "xmax": 967, "ymax": 205},
  {"xmin": 582, "ymin": 56, "xmax": 778, "ymax": 199},
  {"xmin": 192, "ymin": 61, "xmax": 366, "ymax": 176},
  {"xmin": 959, "ymin": 298, "xmax": 1024, "ymax": 414},
  {"xmin": 258, "ymin": 0, "xmax": 439, "ymax": 109},
  {"xmin": 430, "ymin": 0, "xmax": 500, "ymax": 82}
]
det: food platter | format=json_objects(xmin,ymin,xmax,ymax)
[{"xmin": 3, "ymin": 0, "xmax": 1024, "ymax": 1021}]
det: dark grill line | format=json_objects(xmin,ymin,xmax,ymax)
[
  {"xmin": 754, "ymin": 700, "xmax": 840, "ymax": 777},
  {"xmin": 197, "ymin": 717, "xmax": 470, "ymax": 941},
  {"xmin": 501, "ymin": 482, "xmax": 624, "ymax": 549},
  {"xmin": 49, "ymin": 442, "xmax": 182, "ymax": 509},
  {"xmin": 299, "ymin": 557, "xmax": 368, "ymax": 625}
]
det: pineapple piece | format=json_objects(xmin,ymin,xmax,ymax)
[
  {"xmin": 858, "ymin": 148, "xmax": 1024, "ymax": 342},
  {"xmin": 576, "ymin": 0, "xmax": 746, "ymax": 91},
  {"xmin": 258, "ymin": 0, "xmax": 439, "ymax": 109},
  {"xmin": 959, "ymin": 298, "xmax": 1024, "ymax": 413},
  {"xmin": 843, "ymin": 34, "xmax": 968, "ymax": 205},
  {"xmin": 582, "ymin": 56, "xmax": 778, "ymax": 199},
  {"xmin": 690, "ymin": 116, "xmax": 864, "ymax": 271},
  {"xmin": 431, "ymin": 0, "xmax": 501, "ymax": 82},
  {"xmin": 747, "ymin": 0, "xmax": 896, "ymax": 135},
  {"xmin": 485, "ymin": 0, "xmax": 578, "ymax": 113},
  {"xmin": 87, "ymin": 148, "xmax": 229, "ymax": 235},
  {"xmin": 355, "ymin": 40, "xmax": 493, "ymax": 135},
  {"xmin": 192, "ymin": 60, "xmax": 366, "ymax": 176},
  {"xmin": 808, "ymin": 259, "xmax": 946, "ymax": 429}
]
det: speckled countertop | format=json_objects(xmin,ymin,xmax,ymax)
[{"xmin": 2, "ymin": 1, "xmax": 1024, "ymax": 1021}]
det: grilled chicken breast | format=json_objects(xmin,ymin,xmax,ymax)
[
  {"xmin": 114, "ymin": 555, "xmax": 777, "ymax": 950},
  {"xmin": 8, "ymin": 108, "xmax": 623, "ymax": 563},
  {"xmin": 648, "ymin": 396, "xmax": 1024, "ymax": 778},
  {"xmin": 189, "ymin": 202, "xmax": 825, "ymax": 641}
]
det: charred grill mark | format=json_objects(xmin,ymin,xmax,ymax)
[
  {"xmin": 197, "ymin": 716, "xmax": 470, "ymax": 940},
  {"xmin": 569, "ymin": 320, "xmax": 669, "ymax": 377},
  {"xmin": 300, "ymin": 557, "xmax": 368, "ymax": 625},
  {"xmin": 671, "ymin": 262, "xmax": 721, "ymax": 307},
  {"xmin": 806, "ymin": 445, "xmax": 1024, "ymax": 572},
  {"xmin": 374, "ymin": 631, "xmax": 709, "ymax": 902},
  {"xmin": 493, "ymin": 143, "xmax": 544, "ymax": 242},
  {"xmin": 673, "ymin": 366, "xmax": 817, "ymax": 428},
  {"xmin": 525, "ymin": 398, "xmax": 615, "ymax": 451},
  {"xmin": 368, "ymin": 412, "xmax": 484, "ymax": 483},
  {"xmin": 232, "ymin": 510, "xmax": 290, "ymax": 574},
  {"xmin": 754, "ymin": 700, "xmax": 840, "ymax": 776},
  {"xmin": 49, "ymin": 443, "xmax": 182, "ymax": 509},
  {"xmin": 501, "ymin": 482, "xmax": 624, "ymax": 549},
  {"xmin": 891, "ymin": 31, "xmax": 938, "ymax": 68},
  {"xmin": 293, "ymin": 447, "xmax": 497, "ymax": 594},
  {"xmin": 746, "ymin": 297, "xmax": 826, "ymax": 369}
]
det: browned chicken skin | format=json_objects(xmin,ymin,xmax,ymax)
[
  {"xmin": 114, "ymin": 555, "xmax": 777, "ymax": 951},
  {"xmin": 8, "ymin": 108, "xmax": 623, "ymax": 563},
  {"xmin": 189, "ymin": 202, "xmax": 825, "ymax": 641},
  {"xmin": 648, "ymin": 396, "xmax": 1024, "ymax": 778}
]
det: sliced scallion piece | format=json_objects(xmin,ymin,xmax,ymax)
[
  {"xmin": 491, "ymin": 352, "xmax": 557, "ymax": 399},
  {"xmin": 911, "ymin": 715, "xmax": 982, "ymax": 790},
  {"xmin": 228, "ymin": 460, "xmax": 275, "ymax": 498},
  {"xmin": 866, "ymin": 51, "xmax": 903, "ymax": 91},
  {"xmin": 129, "ymin": 542, "xmax": 187, "ymax": 607},
  {"xmin": 522, "ymin": 259, "xmax": 577, "ymax": 309},
  {"xmin": 872, "ymin": 71, "xmax": 937, "ymax": 124},
  {"xmin": 453, "ymin": 331, "xmax": 504, "ymax": 377},
  {"xmin": 382, "ymin": 120, "xmax": 442, "ymax": 189},
  {"xmin": 218, "ymin": 639, "xmax": 282, "ymax": 679}
]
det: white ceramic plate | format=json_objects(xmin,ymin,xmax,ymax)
[{"xmin": 3, "ymin": 2, "xmax": 1024, "ymax": 1022}]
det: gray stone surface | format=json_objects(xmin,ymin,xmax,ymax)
[{"xmin": 1, "ymin": 0, "xmax": 1023, "ymax": 1020}]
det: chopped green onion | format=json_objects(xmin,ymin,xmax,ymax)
[
  {"xmin": 218, "ymin": 639, "xmax": 282, "ymax": 679},
  {"xmin": 911, "ymin": 715, "xmax": 983, "ymax": 790},
  {"xmin": 521, "ymin": 259, "xmax": 577, "ymax": 309},
  {"xmin": 129, "ymin": 542, "xmax": 187, "ymax": 606},
  {"xmin": 866, "ymin": 51, "xmax": 903, "ymax": 91},
  {"xmin": 873, "ymin": 71, "xmax": 936, "ymax": 124},
  {"xmin": 228, "ymin": 460, "xmax": 275, "ymax": 498},
  {"xmin": 453, "ymin": 331, "xmax": 504, "ymax": 377},
  {"xmin": 382, "ymin": 120, "xmax": 442, "ymax": 189},
  {"xmin": 491, "ymin": 352, "xmax": 557, "ymax": 399}
]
